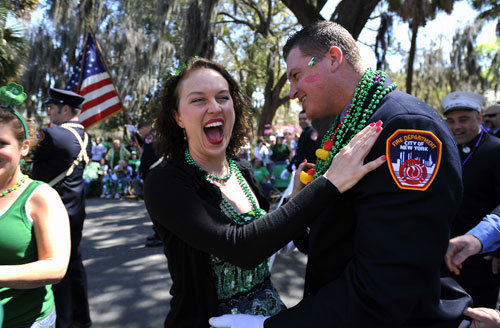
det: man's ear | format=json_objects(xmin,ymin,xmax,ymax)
[
  {"xmin": 477, "ymin": 112, "xmax": 484, "ymax": 125},
  {"xmin": 62, "ymin": 105, "xmax": 71, "ymax": 115},
  {"xmin": 326, "ymin": 46, "xmax": 343, "ymax": 73}
]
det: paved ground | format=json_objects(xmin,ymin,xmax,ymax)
[{"xmin": 81, "ymin": 198, "xmax": 307, "ymax": 328}]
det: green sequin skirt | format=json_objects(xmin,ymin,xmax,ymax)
[{"xmin": 216, "ymin": 278, "xmax": 286, "ymax": 316}]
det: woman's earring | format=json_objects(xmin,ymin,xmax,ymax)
[{"xmin": 183, "ymin": 129, "xmax": 187, "ymax": 141}]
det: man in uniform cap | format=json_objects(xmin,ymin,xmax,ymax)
[
  {"xmin": 443, "ymin": 91, "xmax": 500, "ymax": 309},
  {"xmin": 32, "ymin": 87, "xmax": 92, "ymax": 328},
  {"xmin": 483, "ymin": 103, "xmax": 500, "ymax": 138}
]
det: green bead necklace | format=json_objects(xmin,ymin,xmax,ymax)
[
  {"xmin": 0, "ymin": 175, "xmax": 28, "ymax": 197},
  {"xmin": 313, "ymin": 68, "xmax": 397, "ymax": 178},
  {"xmin": 184, "ymin": 150, "xmax": 264, "ymax": 221},
  {"xmin": 185, "ymin": 149, "xmax": 233, "ymax": 182}
]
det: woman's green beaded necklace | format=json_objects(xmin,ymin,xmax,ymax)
[
  {"xmin": 313, "ymin": 68, "xmax": 397, "ymax": 178},
  {"xmin": 0, "ymin": 175, "xmax": 28, "ymax": 197},
  {"xmin": 185, "ymin": 149, "xmax": 233, "ymax": 182},
  {"xmin": 184, "ymin": 150, "xmax": 263, "ymax": 220}
]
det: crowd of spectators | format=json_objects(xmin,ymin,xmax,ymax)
[{"xmin": 83, "ymin": 135, "xmax": 143, "ymax": 200}]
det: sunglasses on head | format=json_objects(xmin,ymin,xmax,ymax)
[{"xmin": 483, "ymin": 113, "xmax": 500, "ymax": 118}]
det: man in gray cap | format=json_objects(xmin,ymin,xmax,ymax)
[
  {"xmin": 32, "ymin": 87, "xmax": 92, "ymax": 328},
  {"xmin": 443, "ymin": 91, "xmax": 500, "ymax": 309}
]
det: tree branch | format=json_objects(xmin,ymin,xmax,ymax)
[{"xmin": 217, "ymin": 12, "xmax": 256, "ymax": 30}]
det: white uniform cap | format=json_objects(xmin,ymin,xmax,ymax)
[{"xmin": 441, "ymin": 91, "xmax": 485, "ymax": 114}]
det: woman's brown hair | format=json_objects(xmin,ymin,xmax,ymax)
[{"xmin": 155, "ymin": 57, "xmax": 250, "ymax": 162}]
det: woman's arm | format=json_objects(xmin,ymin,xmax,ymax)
[
  {"xmin": 145, "ymin": 124, "xmax": 385, "ymax": 269},
  {"xmin": 0, "ymin": 184, "xmax": 70, "ymax": 289}
]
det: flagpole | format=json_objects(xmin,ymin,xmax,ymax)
[
  {"xmin": 76, "ymin": 34, "xmax": 88, "ymax": 93},
  {"xmin": 85, "ymin": 24, "xmax": 143, "ymax": 155},
  {"xmin": 85, "ymin": 25, "xmax": 126, "ymax": 112}
]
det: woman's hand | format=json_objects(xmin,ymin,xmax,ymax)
[{"xmin": 324, "ymin": 121, "xmax": 386, "ymax": 193}]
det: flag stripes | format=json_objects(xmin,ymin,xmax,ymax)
[{"xmin": 65, "ymin": 33, "xmax": 123, "ymax": 128}]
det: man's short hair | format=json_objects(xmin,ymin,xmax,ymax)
[{"xmin": 283, "ymin": 21, "xmax": 363, "ymax": 73}]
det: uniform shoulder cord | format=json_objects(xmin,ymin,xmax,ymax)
[{"xmin": 48, "ymin": 124, "xmax": 89, "ymax": 187}]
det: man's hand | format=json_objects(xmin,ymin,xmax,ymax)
[
  {"xmin": 463, "ymin": 307, "xmax": 500, "ymax": 328},
  {"xmin": 209, "ymin": 314, "xmax": 267, "ymax": 328},
  {"xmin": 445, "ymin": 234, "xmax": 482, "ymax": 275}
]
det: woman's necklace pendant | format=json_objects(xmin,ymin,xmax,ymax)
[{"xmin": 462, "ymin": 146, "xmax": 471, "ymax": 154}]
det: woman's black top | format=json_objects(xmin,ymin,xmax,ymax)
[{"xmin": 144, "ymin": 158, "xmax": 338, "ymax": 327}]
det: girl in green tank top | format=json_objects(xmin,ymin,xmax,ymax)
[{"xmin": 0, "ymin": 104, "xmax": 70, "ymax": 328}]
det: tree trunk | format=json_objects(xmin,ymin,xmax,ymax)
[
  {"xmin": 406, "ymin": 21, "xmax": 419, "ymax": 95},
  {"xmin": 257, "ymin": 71, "xmax": 289, "ymax": 136},
  {"xmin": 331, "ymin": 0, "xmax": 381, "ymax": 39},
  {"xmin": 182, "ymin": 0, "xmax": 219, "ymax": 60},
  {"xmin": 280, "ymin": 0, "xmax": 327, "ymax": 26}
]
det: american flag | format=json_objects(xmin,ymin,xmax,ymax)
[{"xmin": 65, "ymin": 33, "xmax": 123, "ymax": 128}]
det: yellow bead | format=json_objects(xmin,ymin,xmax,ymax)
[
  {"xmin": 300, "ymin": 171, "xmax": 314, "ymax": 185},
  {"xmin": 316, "ymin": 148, "xmax": 330, "ymax": 161}
]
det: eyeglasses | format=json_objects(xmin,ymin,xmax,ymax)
[{"xmin": 483, "ymin": 113, "xmax": 500, "ymax": 118}]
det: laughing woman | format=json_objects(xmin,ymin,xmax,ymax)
[
  {"xmin": 144, "ymin": 58, "xmax": 385, "ymax": 327},
  {"xmin": 0, "ymin": 106, "xmax": 70, "ymax": 328}
]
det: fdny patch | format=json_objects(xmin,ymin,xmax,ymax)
[
  {"xmin": 145, "ymin": 134, "xmax": 154, "ymax": 144},
  {"xmin": 386, "ymin": 129, "xmax": 442, "ymax": 191},
  {"xmin": 310, "ymin": 131, "xmax": 318, "ymax": 141}
]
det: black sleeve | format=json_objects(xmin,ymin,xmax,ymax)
[
  {"xmin": 292, "ymin": 230, "xmax": 309, "ymax": 254},
  {"xmin": 265, "ymin": 111, "xmax": 463, "ymax": 327},
  {"xmin": 144, "ymin": 166, "xmax": 338, "ymax": 269}
]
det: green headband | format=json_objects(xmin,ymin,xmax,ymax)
[{"xmin": 0, "ymin": 83, "xmax": 29, "ymax": 140}]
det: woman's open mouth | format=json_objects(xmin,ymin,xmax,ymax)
[{"xmin": 204, "ymin": 119, "xmax": 224, "ymax": 144}]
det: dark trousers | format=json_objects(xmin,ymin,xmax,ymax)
[
  {"xmin": 453, "ymin": 254, "xmax": 500, "ymax": 308},
  {"xmin": 53, "ymin": 214, "xmax": 91, "ymax": 328}
]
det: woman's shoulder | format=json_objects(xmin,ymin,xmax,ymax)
[
  {"xmin": 145, "ymin": 158, "xmax": 220, "ymax": 204},
  {"xmin": 28, "ymin": 180, "xmax": 60, "ymax": 208},
  {"xmin": 146, "ymin": 159, "xmax": 204, "ymax": 188}
]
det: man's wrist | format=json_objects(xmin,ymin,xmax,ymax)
[{"xmin": 466, "ymin": 234, "xmax": 484, "ymax": 253}]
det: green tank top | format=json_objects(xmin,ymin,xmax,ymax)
[{"xmin": 0, "ymin": 180, "xmax": 55, "ymax": 328}]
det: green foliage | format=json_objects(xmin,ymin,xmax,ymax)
[
  {"xmin": 216, "ymin": 0, "xmax": 297, "ymax": 136},
  {"xmin": 391, "ymin": 30, "xmax": 498, "ymax": 115},
  {"xmin": 476, "ymin": 37, "xmax": 499, "ymax": 94},
  {"xmin": 20, "ymin": 0, "xmax": 178, "ymax": 131},
  {"xmin": 0, "ymin": 1, "xmax": 37, "ymax": 86}
]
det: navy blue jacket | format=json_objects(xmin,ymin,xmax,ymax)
[
  {"xmin": 266, "ymin": 87, "xmax": 472, "ymax": 327},
  {"xmin": 32, "ymin": 121, "xmax": 91, "ymax": 220}
]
